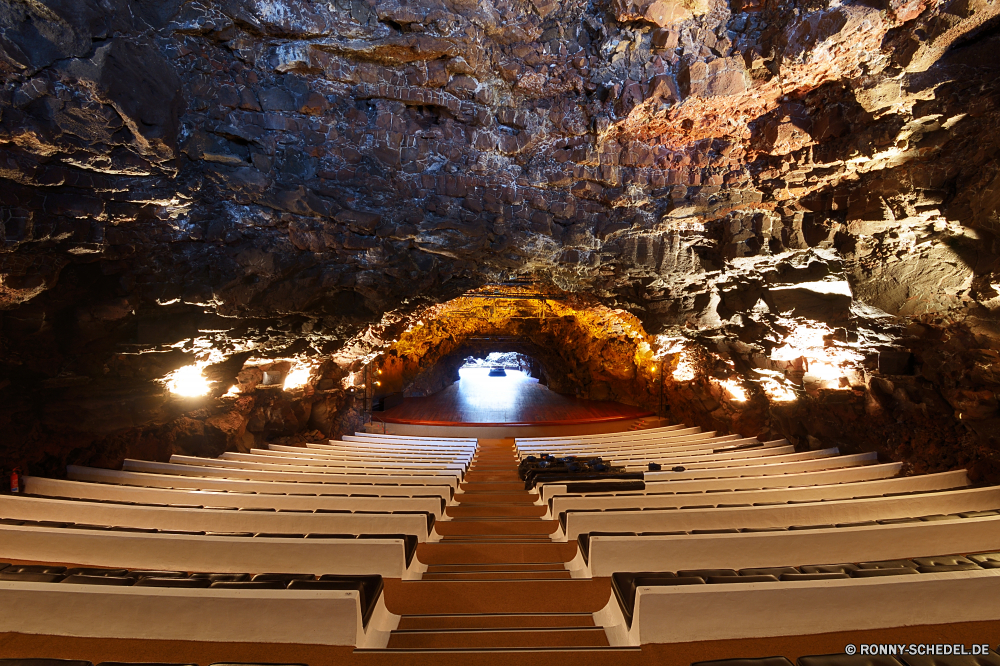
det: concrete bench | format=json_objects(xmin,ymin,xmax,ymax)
[
  {"xmin": 167, "ymin": 455, "xmax": 465, "ymax": 478},
  {"xmin": 0, "ymin": 523, "xmax": 422, "ymax": 578},
  {"xmin": 515, "ymin": 423, "xmax": 688, "ymax": 443},
  {"xmin": 546, "ymin": 469, "xmax": 969, "ymax": 518},
  {"xmin": 307, "ymin": 442, "xmax": 477, "ymax": 456},
  {"xmin": 516, "ymin": 429, "xmax": 718, "ymax": 452},
  {"xmin": 559, "ymin": 485, "xmax": 1000, "ymax": 540},
  {"xmin": 217, "ymin": 452, "xmax": 470, "ymax": 471},
  {"xmin": 0, "ymin": 577, "xmax": 397, "ymax": 647},
  {"xmin": 539, "ymin": 463, "xmax": 906, "ymax": 507},
  {"xmin": 122, "ymin": 460, "xmax": 461, "ymax": 491},
  {"xmin": 536, "ymin": 453, "xmax": 879, "ymax": 503},
  {"xmin": 517, "ymin": 435, "xmax": 747, "ymax": 459},
  {"xmin": 266, "ymin": 444, "xmax": 473, "ymax": 462},
  {"xmin": 24, "ymin": 476, "xmax": 446, "ymax": 516},
  {"xmin": 595, "ymin": 565, "xmax": 1000, "ymax": 646},
  {"xmin": 347, "ymin": 433, "xmax": 478, "ymax": 442},
  {"xmin": 617, "ymin": 448, "xmax": 837, "ymax": 473},
  {"xmin": 67, "ymin": 466, "xmax": 454, "ymax": 502},
  {"xmin": 609, "ymin": 443, "xmax": 793, "ymax": 465},
  {"xmin": 520, "ymin": 439, "xmax": 768, "ymax": 462},
  {"xmin": 574, "ymin": 514, "xmax": 1000, "ymax": 577},
  {"xmin": 0, "ymin": 494, "xmax": 435, "ymax": 541}
]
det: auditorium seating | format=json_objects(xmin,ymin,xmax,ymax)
[
  {"xmin": 598, "ymin": 552, "xmax": 1000, "ymax": 645},
  {"xmin": 0, "ymin": 433, "xmax": 481, "ymax": 649},
  {"xmin": 3, "ymin": 424, "xmax": 996, "ymax": 661}
]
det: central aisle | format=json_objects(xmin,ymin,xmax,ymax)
[{"xmin": 379, "ymin": 438, "xmax": 616, "ymax": 650}]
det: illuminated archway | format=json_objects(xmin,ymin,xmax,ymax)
[{"xmin": 371, "ymin": 285, "xmax": 663, "ymax": 409}]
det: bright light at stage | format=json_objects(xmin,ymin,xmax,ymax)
[
  {"xmin": 457, "ymin": 367, "xmax": 528, "ymax": 411},
  {"xmin": 164, "ymin": 363, "xmax": 212, "ymax": 397}
]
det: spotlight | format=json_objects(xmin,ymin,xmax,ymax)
[{"xmin": 164, "ymin": 364, "xmax": 211, "ymax": 397}]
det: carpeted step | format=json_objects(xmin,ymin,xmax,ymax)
[
  {"xmin": 455, "ymin": 494, "xmax": 539, "ymax": 504},
  {"xmin": 426, "ymin": 563, "xmax": 568, "ymax": 572},
  {"xmin": 382, "ymin": 579, "xmax": 611, "ymax": 614},
  {"xmin": 460, "ymin": 482, "xmax": 526, "ymax": 491},
  {"xmin": 397, "ymin": 613, "xmax": 596, "ymax": 630},
  {"xmin": 421, "ymin": 570, "xmax": 573, "ymax": 580},
  {"xmin": 416, "ymin": 538, "xmax": 575, "ymax": 565},
  {"xmin": 386, "ymin": 627, "xmax": 610, "ymax": 649},
  {"xmin": 434, "ymin": 520, "xmax": 558, "ymax": 536}
]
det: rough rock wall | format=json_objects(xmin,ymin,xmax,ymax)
[{"xmin": 1, "ymin": 0, "xmax": 999, "ymax": 476}]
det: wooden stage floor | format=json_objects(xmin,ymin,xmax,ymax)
[{"xmin": 377, "ymin": 368, "xmax": 653, "ymax": 426}]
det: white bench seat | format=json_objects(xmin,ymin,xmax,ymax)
[
  {"xmin": 547, "ymin": 469, "xmax": 969, "ymax": 518},
  {"xmin": 609, "ymin": 443, "xmax": 794, "ymax": 465},
  {"xmin": 24, "ymin": 476, "xmax": 445, "ymax": 515},
  {"xmin": 518, "ymin": 435, "xmax": 747, "ymax": 459},
  {"xmin": 0, "ymin": 494, "xmax": 434, "ymax": 541},
  {"xmin": 348, "ymin": 433, "xmax": 477, "ymax": 442},
  {"xmin": 167, "ymin": 455, "xmax": 465, "ymax": 478},
  {"xmin": 538, "ymin": 462, "xmax": 905, "ymax": 506},
  {"xmin": 560, "ymin": 485, "xmax": 1000, "ymax": 540},
  {"xmin": 516, "ymin": 429, "xmax": 718, "ymax": 453},
  {"xmin": 0, "ymin": 581, "xmax": 398, "ymax": 647},
  {"xmin": 515, "ymin": 424, "xmax": 688, "ymax": 443},
  {"xmin": 597, "ymin": 568, "xmax": 1000, "ymax": 646},
  {"xmin": 617, "ymin": 447, "xmax": 836, "ymax": 472},
  {"xmin": 266, "ymin": 444, "xmax": 473, "ymax": 462},
  {"xmin": 122, "ymin": 460, "xmax": 461, "ymax": 490},
  {"xmin": 218, "ymin": 452, "xmax": 469, "ymax": 471},
  {"xmin": 0, "ymin": 524, "xmax": 420, "ymax": 577},
  {"xmin": 576, "ymin": 515, "xmax": 1000, "ymax": 577},
  {"xmin": 67, "ymin": 466, "xmax": 454, "ymax": 501},
  {"xmin": 536, "ymin": 452, "xmax": 879, "ymax": 503}
]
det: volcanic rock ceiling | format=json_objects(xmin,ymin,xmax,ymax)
[{"xmin": 1, "ymin": 0, "xmax": 1000, "ymax": 477}]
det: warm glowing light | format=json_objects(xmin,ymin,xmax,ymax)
[
  {"xmin": 721, "ymin": 379, "xmax": 747, "ymax": 402},
  {"xmin": 375, "ymin": 381, "xmax": 381, "ymax": 387},
  {"xmin": 760, "ymin": 376, "xmax": 796, "ymax": 402},
  {"xmin": 672, "ymin": 352, "xmax": 696, "ymax": 381},
  {"xmin": 347, "ymin": 372, "xmax": 355, "ymax": 386},
  {"xmin": 770, "ymin": 319, "xmax": 862, "ymax": 389},
  {"xmin": 223, "ymin": 385, "xmax": 240, "ymax": 397},
  {"xmin": 377, "ymin": 369, "xmax": 383, "ymax": 375},
  {"xmin": 165, "ymin": 363, "xmax": 212, "ymax": 397},
  {"xmin": 283, "ymin": 364, "xmax": 311, "ymax": 390}
]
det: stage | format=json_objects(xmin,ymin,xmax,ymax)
[{"xmin": 370, "ymin": 368, "xmax": 655, "ymax": 437}]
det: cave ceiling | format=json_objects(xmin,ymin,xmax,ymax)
[{"xmin": 2, "ymin": 0, "xmax": 1000, "ymax": 476}]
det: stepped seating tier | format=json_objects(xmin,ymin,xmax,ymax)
[
  {"xmin": 600, "ymin": 554, "xmax": 1000, "ymax": 645},
  {"xmin": 66, "ymin": 466, "xmax": 454, "ymax": 501},
  {"xmin": 22, "ymin": 476, "xmax": 447, "ymax": 516},
  {"xmin": 4, "ymin": 421, "xmax": 998, "ymax": 662},
  {"xmin": 0, "ymin": 566, "xmax": 392, "ymax": 647}
]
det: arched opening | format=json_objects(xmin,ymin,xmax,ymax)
[{"xmin": 365, "ymin": 285, "xmax": 662, "ymax": 427}]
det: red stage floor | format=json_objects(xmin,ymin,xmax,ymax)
[{"xmin": 377, "ymin": 368, "xmax": 653, "ymax": 426}]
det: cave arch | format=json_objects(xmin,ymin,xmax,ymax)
[{"xmin": 371, "ymin": 285, "xmax": 663, "ymax": 410}]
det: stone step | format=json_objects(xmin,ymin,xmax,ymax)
[
  {"xmin": 383, "ymin": 579, "xmax": 610, "ymax": 614},
  {"xmin": 421, "ymin": 570, "xmax": 572, "ymax": 580},
  {"xmin": 397, "ymin": 613, "xmax": 595, "ymax": 630},
  {"xmin": 434, "ymin": 520, "xmax": 558, "ymax": 536},
  {"xmin": 385, "ymin": 627, "xmax": 610, "ymax": 649},
  {"xmin": 426, "ymin": 563, "xmax": 568, "ymax": 572}
]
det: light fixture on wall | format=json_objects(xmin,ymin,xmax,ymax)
[{"xmin": 164, "ymin": 363, "xmax": 212, "ymax": 397}]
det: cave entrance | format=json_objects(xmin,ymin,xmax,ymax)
[
  {"xmin": 368, "ymin": 284, "xmax": 662, "ymax": 427},
  {"xmin": 376, "ymin": 348, "xmax": 650, "ymax": 426}
]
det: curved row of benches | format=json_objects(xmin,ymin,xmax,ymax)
[
  {"xmin": 0, "ymin": 434, "xmax": 480, "ymax": 648},
  {"xmin": 511, "ymin": 426, "xmax": 1000, "ymax": 647}
]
